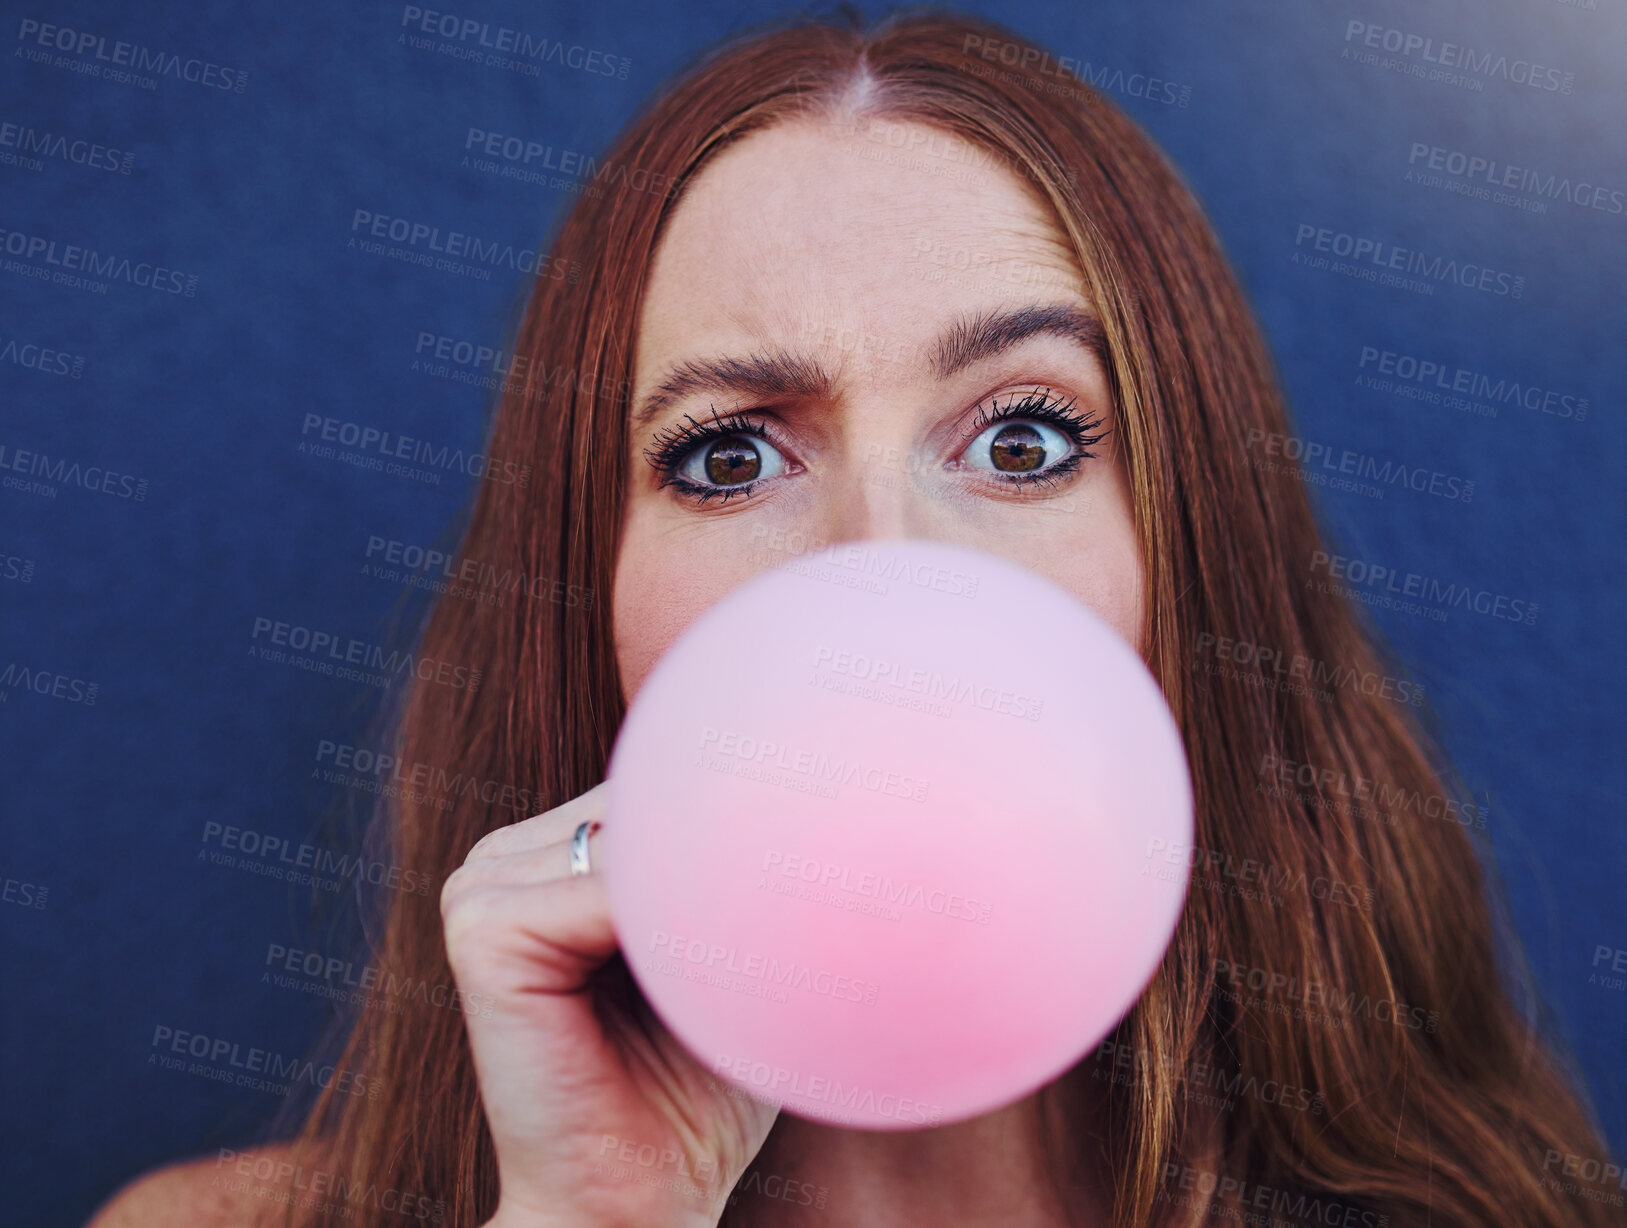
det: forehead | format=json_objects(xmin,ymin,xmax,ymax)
[{"xmin": 634, "ymin": 116, "xmax": 1089, "ymax": 384}]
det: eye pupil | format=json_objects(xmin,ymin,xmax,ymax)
[
  {"xmin": 705, "ymin": 437, "xmax": 761, "ymax": 485},
  {"xmin": 991, "ymin": 423, "xmax": 1046, "ymax": 473}
]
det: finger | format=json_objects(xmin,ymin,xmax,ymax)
[
  {"xmin": 450, "ymin": 825, "xmax": 608, "ymax": 890},
  {"xmin": 443, "ymin": 874, "xmax": 638, "ymax": 1136},
  {"xmin": 465, "ymin": 781, "xmax": 609, "ymax": 863},
  {"xmin": 443, "ymin": 873, "xmax": 620, "ymax": 998}
]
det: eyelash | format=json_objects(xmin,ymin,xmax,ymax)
[
  {"xmin": 642, "ymin": 390, "xmax": 1110, "ymax": 506},
  {"xmin": 643, "ymin": 408, "xmax": 781, "ymax": 506},
  {"xmin": 960, "ymin": 389, "xmax": 1109, "ymax": 490}
]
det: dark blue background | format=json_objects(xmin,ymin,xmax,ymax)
[{"xmin": 2, "ymin": 1, "xmax": 1622, "ymax": 1223}]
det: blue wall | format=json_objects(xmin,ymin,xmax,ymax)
[{"xmin": 2, "ymin": 1, "xmax": 1623, "ymax": 1223}]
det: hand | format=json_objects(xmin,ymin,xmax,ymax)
[{"xmin": 442, "ymin": 782, "xmax": 781, "ymax": 1228}]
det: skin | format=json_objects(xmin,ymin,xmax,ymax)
[{"xmin": 611, "ymin": 114, "xmax": 1141, "ymax": 1226}]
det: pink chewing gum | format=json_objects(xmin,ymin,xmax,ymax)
[{"xmin": 603, "ymin": 538, "xmax": 1193, "ymax": 1129}]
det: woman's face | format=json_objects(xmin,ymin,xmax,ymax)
[{"xmin": 614, "ymin": 115, "xmax": 1144, "ymax": 703}]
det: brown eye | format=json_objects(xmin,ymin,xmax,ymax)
[
  {"xmin": 704, "ymin": 438, "xmax": 762, "ymax": 485},
  {"xmin": 965, "ymin": 412, "xmax": 1079, "ymax": 484},
  {"xmin": 669, "ymin": 424, "xmax": 787, "ymax": 497},
  {"xmin": 989, "ymin": 423, "xmax": 1046, "ymax": 472}
]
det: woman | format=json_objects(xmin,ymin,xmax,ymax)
[{"xmin": 93, "ymin": 9, "xmax": 1621, "ymax": 1227}]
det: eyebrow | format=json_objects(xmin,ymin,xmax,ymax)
[
  {"xmin": 632, "ymin": 351, "xmax": 831, "ymax": 429},
  {"xmin": 630, "ymin": 303, "xmax": 1105, "ymax": 428},
  {"xmin": 932, "ymin": 303, "xmax": 1105, "ymax": 381}
]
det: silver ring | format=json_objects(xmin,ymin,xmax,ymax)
[{"xmin": 569, "ymin": 819, "xmax": 601, "ymax": 877}]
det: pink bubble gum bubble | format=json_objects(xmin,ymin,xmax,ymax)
[{"xmin": 603, "ymin": 538, "xmax": 1192, "ymax": 1130}]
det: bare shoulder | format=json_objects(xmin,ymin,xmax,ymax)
[{"xmin": 86, "ymin": 1139, "xmax": 324, "ymax": 1228}]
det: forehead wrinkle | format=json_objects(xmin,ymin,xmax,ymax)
[
  {"xmin": 965, "ymin": 205, "xmax": 1089, "ymax": 284},
  {"xmin": 636, "ymin": 118, "xmax": 1093, "ymax": 415}
]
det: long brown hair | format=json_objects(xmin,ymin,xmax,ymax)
[{"xmin": 270, "ymin": 10, "xmax": 1621, "ymax": 1226}]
